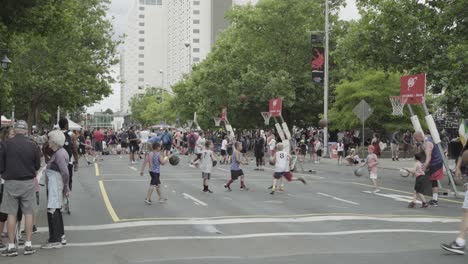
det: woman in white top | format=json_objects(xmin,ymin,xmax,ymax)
[
  {"xmin": 337, "ymin": 140, "xmax": 344, "ymax": 165},
  {"xmin": 268, "ymin": 133, "xmax": 276, "ymax": 158},
  {"xmin": 220, "ymin": 136, "xmax": 228, "ymax": 164}
]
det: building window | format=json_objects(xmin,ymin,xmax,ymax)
[
  {"xmin": 157, "ymin": 0, "xmax": 162, "ymax": 5},
  {"xmin": 139, "ymin": 0, "xmax": 144, "ymax": 4},
  {"xmin": 139, "ymin": 70, "xmax": 144, "ymax": 74},
  {"xmin": 139, "ymin": 38, "xmax": 145, "ymax": 42},
  {"xmin": 193, "ymin": 1, "xmax": 200, "ymax": 5},
  {"xmin": 193, "ymin": 57, "xmax": 200, "ymax": 62},
  {"xmin": 193, "ymin": 29, "xmax": 200, "ymax": 34},
  {"xmin": 139, "ymin": 46, "xmax": 145, "ymax": 50},
  {"xmin": 193, "ymin": 10, "xmax": 200, "ymax": 15},
  {"xmin": 139, "ymin": 22, "xmax": 145, "ymax": 26},
  {"xmin": 193, "ymin": 20, "xmax": 200, "ymax": 24},
  {"xmin": 139, "ymin": 30, "xmax": 145, "ymax": 34},
  {"xmin": 139, "ymin": 14, "xmax": 145, "ymax": 19},
  {"xmin": 138, "ymin": 77, "xmax": 145, "ymax": 82},
  {"xmin": 139, "ymin": 62, "xmax": 144, "ymax": 66},
  {"xmin": 138, "ymin": 54, "xmax": 144, "ymax": 58},
  {"xmin": 193, "ymin": 38, "xmax": 200, "ymax": 43},
  {"xmin": 193, "ymin": 48, "xmax": 200, "ymax": 52},
  {"xmin": 139, "ymin": 6, "xmax": 145, "ymax": 10}
]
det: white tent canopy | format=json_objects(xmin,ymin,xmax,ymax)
[
  {"xmin": 1, "ymin": 115, "xmax": 12, "ymax": 126},
  {"xmin": 67, "ymin": 119, "xmax": 82, "ymax": 130}
]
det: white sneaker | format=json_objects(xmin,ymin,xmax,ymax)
[{"xmin": 373, "ymin": 189, "xmax": 381, "ymax": 193}]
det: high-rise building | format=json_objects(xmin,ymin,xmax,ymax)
[{"xmin": 121, "ymin": 0, "xmax": 256, "ymax": 113}]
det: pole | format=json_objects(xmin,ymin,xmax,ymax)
[
  {"xmin": 421, "ymin": 102, "xmax": 460, "ymax": 197},
  {"xmin": 57, "ymin": 106, "xmax": 60, "ymax": 125},
  {"xmin": 323, "ymin": 0, "xmax": 329, "ymax": 157},
  {"xmin": 362, "ymin": 121, "xmax": 365, "ymax": 157},
  {"xmin": 11, "ymin": 105, "xmax": 15, "ymax": 125}
]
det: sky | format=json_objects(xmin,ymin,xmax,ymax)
[{"xmin": 87, "ymin": 0, "xmax": 360, "ymax": 113}]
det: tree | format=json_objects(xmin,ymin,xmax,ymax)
[
  {"xmin": 104, "ymin": 108, "xmax": 114, "ymax": 115},
  {"xmin": 0, "ymin": 0, "xmax": 119, "ymax": 128},
  {"xmin": 329, "ymin": 71, "xmax": 415, "ymax": 131},
  {"xmin": 335, "ymin": 0, "xmax": 468, "ymax": 114},
  {"xmin": 172, "ymin": 0, "xmax": 346, "ymax": 129}
]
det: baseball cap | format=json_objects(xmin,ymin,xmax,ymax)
[{"xmin": 14, "ymin": 120, "xmax": 28, "ymax": 131}]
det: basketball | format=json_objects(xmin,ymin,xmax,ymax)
[
  {"xmin": 318, "ymin": 118, "xmax": 328, "ymax": 128},
  {"xmin": 239, "ymin": 94, "xmax": 248, "ymax": 101},
  {"xmin": 212, "ymin": 160, "xmax": 217, "ymax": 167},
  {"xmin": 400, "ymin": 168, "xmax": 410, "ymax": 177},
  {"xmin": 354, "ymin": 167, "xmax": 364, "ymax": 177},
  {"xmin": 269, "ymin": 156, "xmax": 275, "ymax": 166},
  {"xmin": 169, "ymin": 155, "xmax": 180, "ymax": 166}
]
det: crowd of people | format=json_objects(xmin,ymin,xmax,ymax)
[{"xmin": 0, "ymin": 120, "xmax": 467, "ymax": 256}]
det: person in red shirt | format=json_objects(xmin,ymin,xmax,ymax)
[{"xmin": 93, "ymin": 127, "xmax": 104, "ymax": 161}]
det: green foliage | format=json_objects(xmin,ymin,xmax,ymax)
[
  {"xmin": 335, "ymin": 0, "xmax": 468, "ymax": 114},
  {"xmin": 0, "ymin": 0, "xmax": 119, "ymax": 128},
  {"xmin": 172, "ymin": 0, "xmax": 345, "ymax": 129},
  {"xmin": 329, "ymin": 71, "xmax": 415, "ymax": 131},
  {"xmin": 129, "ymin": 88, "xmax": 176, "ymax": 127}
]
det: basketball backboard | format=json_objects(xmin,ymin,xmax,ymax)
[{"xmin": 400, "ymin": 73, "xmax": 426, "ymax": 104}]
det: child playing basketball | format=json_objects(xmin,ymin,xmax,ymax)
[
  {"xmin": 359, "ymin": 145, "xmax": 380, "ymax": 193},
  {"xmin": 270, "ymin": 143, "xmax": 306, "ymax": 195},
  {"xmin": 405, "ymin": 152, "xmax": 429, "ymax": 208},
  {"xmin": 224, "ymin": 142, "xmax": 249, "ymax": 191},
  {"xmin": 140, "ymin": 142, "xmax": 169, "ymax": 204},
  {"xmin": 84, "ymin": 136, "xmax": 93, "ymax": 166},
  {"xmin": 200, "ymin": 140, "xmax": 216, "ymax": 193}
]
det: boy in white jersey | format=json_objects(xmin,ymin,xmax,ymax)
[
  {"xmin": 200, "ymin": 140, "xmax": 216, "ymax": 193},
  {"xmin": 270, "ymin": 143, "xmax": 306, "ymax": 195}
]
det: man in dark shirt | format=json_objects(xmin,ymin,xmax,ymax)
[
  {"xmin": 0, "ymin": 120, "xmax": 41, "ymax": 256},
  {"xmin": 128, "ymin": 126, "xmax": 138, "ymax": 164}
]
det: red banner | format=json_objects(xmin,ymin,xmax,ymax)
[
  {"xmin": 221, "ymin": 108, "xmax": 227, "ymax": 121},
  {"xmin": 269, "ymin": 98, "xmax": 282, "ymax": 117},
  {"xmin": 400, "ymin": 73, "xmax": 426, "ymax": 104},
  {"xmin": 311, "ymin": 47, "xmax": 324, "ymax": 84}
]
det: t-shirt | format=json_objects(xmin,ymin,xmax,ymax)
[
  {"xmin": 140, "ymin": 130, "xmax": 150, "ymax": 143},
  {"xmin": 366, "ymin": 153, "xmax": 378, "ymax": 174},
  {"xmin": 269, "ymin": 138, "xmax": 276, "ymax": 150},
  {"xmin": 200, "ymin": 149, "xmax": 213, "ymax": 173},
  {"xmin": 150, "ymin": 152, "xmax": 161, "ymax": 173},
  {"xmin": 337, "ymin": 143, "xmax": 344, "ymax": 151},
  {"xmin": 275, "ymin": 151, "xmax": 290, "ymax": 172},
  {"xmin": 128, "ymin": 131, "xmax": 137, "ymax": 144},
  {"xmin": 195, "ymin": 137, "xmax": 206, "ymax": 154},
  {"xmin": 93, "ymin": 130, "xmax": 104, "ymax": 142},
  {"xmin": 120, "ymin": 132, "xmax": 128, "ymax": 143},
  {"xmin": 221, "ymin": 139, "xmax": 228, "ymax": 150},
  {"xmin": 413, "ymin": 161, "xmax": 424, "ymax": 177}
]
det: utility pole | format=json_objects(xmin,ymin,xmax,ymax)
[{"xmin": 323, "ymin": 0, "xmax": 330, "ymax": 156}]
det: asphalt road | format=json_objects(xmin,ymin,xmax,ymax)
[{"xmin": 2, "ymin": 154, "xmax": 466, "ymax": 263}]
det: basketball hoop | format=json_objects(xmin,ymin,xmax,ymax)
[
  {"xmin": 187, "ymin": 120, "xmax": 193, "ymax": 128},
  {"xmin": 261, "ymin": 112, "xmax": 272, "ymax": 125},
  {"xmin": 213, "ymin": 117, "xmax": 222, "ymax": 127},
  {"xmin": 389, "ymin": 96, "xmax": 408, "ymax": 116}
]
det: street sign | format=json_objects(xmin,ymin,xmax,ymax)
[{"xmin": 353, "ymin": 100, "xmax": 373, "ymax": 123}]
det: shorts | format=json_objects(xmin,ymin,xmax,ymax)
[
  {"xmin": 369, "ymin": 172, "xmax": 378, "ymax": 180},
  {"xmin": 149, "ymin": 171, "xmax": 161, "ymax": 186},
  {"xmin": 273, "ymin": 172, "xmax": 285, "ymax": 179},
  {"xmin": 121, "ymin": 142, "xmax": 128, "ymax": 148},
  {"xmin": 463, "ymin": 190, "xmax": 468, "ymax": 209},
  {"xmin": 231, "ymin": 170, "xmax": 244, "ymax": 180},
  {"xmin": 195, "ymin": 153, "xmax": 202, "ymax": 160},
  {"xmin": 427, "ymin": 162, "xmax": 444, "ymax": 181},
  {"xmin": 202, "ymin": 172, "xmax": 211, "ymax": 180},
  {"xmin": 227, "ymin": 147, "xmax": 233, "ymax": 156},
  {"xmin": 414, "ymin": 175, "xmax": 425, "ymax": 193},
  {"xmin": 0, "ymin": 179, "xmax": 37, "ymax": 215},
  {"xmin": 141, "ymin": 142, "xmax": 151, "ymax": 153},
  {"xmin": 163, "ymin": 144, "xmax": 171, "ymax": 151},
  {"xmin": 300, "ymin": 147, "xmax": 307, "ymax": 155},
  {"xmin": 283, "ymin": 171, "xmax": 293, "ymax": 182},
  {"xmin": 221, "ymin": 149, "xmax": 227, "ymax": 156},
  {"xmin": 316, "ymin": 149, "xmax": 322, "ymax": 157},
  {"xmin": 129, "ymin": 143, "xmax": 139, "ymax": 153},
  {"xmin": 338, "ymin": 151, "xmax": 344, "ymax": 157},
  {"xmin": 95, "ymin": 141, "xmax": 103, "ymax": 152}
]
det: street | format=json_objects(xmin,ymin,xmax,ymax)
[{"xmin": 3, "ymin": 155, "xmax": 466, "ymax": 263}]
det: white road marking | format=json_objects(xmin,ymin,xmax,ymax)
[
  {"xmin": 66, "ymin": 229, "xmax": 458, "ymax": 247},
  {"xmin": 317, "ymin": 192, "xmax": 359, "ymax": 205},
  {"xmin": 195, "ymin": 225, "xmax": 222, "ymax": 234},
  {"xmin": 223, "ymin": 197, "xmax": 232, "ymax": 200},
  {"xmin": 264, "ymin": 200, "xmax": 283, "ymax": 204},
  {"xmin": 183, "ymin": 193, "xmax": 208, "ymax": 206},
  {"xmin": 129, "ymin": 166, "xmax": 138, "ymax": 171},
  {"xmin": 172, "ymin": 190, "xmax": 176, "ymax": 193},
  {"xmin": 34, "ymin": 215, "xmax": 460, "ymax": 232},
  {"xmin": 362, "ymin": 191, "xmax": 421, "ymax": 204}
]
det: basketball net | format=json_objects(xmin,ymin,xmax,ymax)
[
  {"xmin": 213, "ymin": 117, "xmax": 222, "ymax": 127},
  {"xmin": 261, "ymin": 112, "xmax": 272, "ymax": 125},
  {"xmin": 389, "ymin": 96, "xmax": 408, "ymax": 116}
]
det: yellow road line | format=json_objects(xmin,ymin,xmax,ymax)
[
  {"xmin": 95, "ymin": 162, "xmax": 100, "ymax": 177},
  {"xmin": 119, "ymin": 212, "xmax": 460, "ymax": 222},
  {"xmin": 352, "ymin": 182, "xmax": 463, "ymax": 204},
  {"xmin": 98, "ymin": 180, "xmax": 120, "ymax": 222}
]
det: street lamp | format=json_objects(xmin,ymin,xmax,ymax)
[
  {"xmin": 1, "ymin": 50, "xmax": 12, "ymax": 70},
  {"xmin": 184, "ymin": 41, "xmax": 192, "ymax": 71},
  {"xmin": 159, "ymin": 69, "xmax": 164, "ymax": 89}
]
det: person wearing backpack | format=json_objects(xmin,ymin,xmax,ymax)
[
  {"xmin": 59, "ymin": 118, "xmax": 79, "ymax": 191},
  {"xmin": 161, "ymin": 130, "xmax": 172, "ymax": 156}
]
